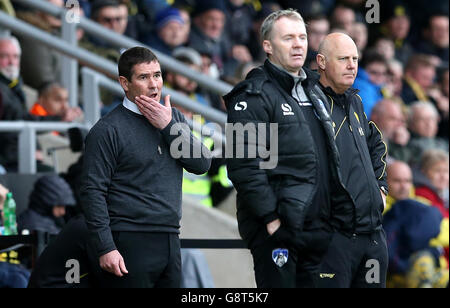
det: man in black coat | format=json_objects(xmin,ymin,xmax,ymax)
[
  {"xmin": 224, "ymin": 9, "xmax": 340, "ymax": 288},
  {"xmin": 316, "ymin": 33, "xmax": 389, "ymax": 288}
]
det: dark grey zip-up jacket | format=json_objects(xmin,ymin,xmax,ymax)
[{"xmin": 80, "ymin": 104, "xmax": 211, "ymax": 257}]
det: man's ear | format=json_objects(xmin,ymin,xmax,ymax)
[
  {"xmin": 118, "ymin": 76, "xmax": 129, "ymax": 92},
  {"xmin": 263, "ymin": 40, "xmax": 272, "ymax": 55},
  {"xmin": 316, "ymin": 54, "xmax": 326, "ymax": 70}
]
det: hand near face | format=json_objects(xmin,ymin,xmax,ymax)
[{"xmin": 135, "ymin": 95, "xmax": 172, "ymax": 130}]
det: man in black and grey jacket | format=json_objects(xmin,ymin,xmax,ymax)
[
  {"xmin": 316, "ymin": 33, "xmax": 389, "ymax": 288},
  {"xmin": 80, "ymin": 47, "xmax": 211, "ymax": 288},
  {"xmin": 224, "ymin": 9, "xmax": 341, "ymax": 288}
]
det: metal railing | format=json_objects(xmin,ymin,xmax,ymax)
[
  {"xmin": 11, "ymin": 0, "xmax": 233, "ymax": 98},
  {"xmin": 0, "ymin": 10, "xmax": 229, "ymax": 172},
  {"xmin": 0, "ymin": 10, "xmax": 228, "ymax": 124},
  {"xmin": 0, "ymin": 121, "xmax": 90, "ymax": 173}
]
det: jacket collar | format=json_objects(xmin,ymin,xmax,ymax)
[
  {"xmin": 263, "ymin": 59, "xmax": 320, "ymax": 93},
  {"xmin": 319, "ymin": 82, "xmax": 359, "ymax": 105}
]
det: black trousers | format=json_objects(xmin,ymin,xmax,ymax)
[
  {"xmin": 251, "ymin": 227, "xmax": 332, "ymax": 288},
  {"xmin": 317, "ymin": 229, "xmax": 388, "ymax": 288},
  {"xmin": 99, "ymin": 232, "xmax": 181, "ymax": 288}
]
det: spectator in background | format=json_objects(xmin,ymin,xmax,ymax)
[
  {"xmin": 330, "ymin": 5, "xmax": 355, "ymax": 34},
  {"xmin": 406, "ymin": 101, "xmax": 448, "ymax": 166},
  {"xmin": 379, "ymin": 2, "xmax": 414, "ymax": 66},
  {"xmin": 0, "ymin": 35, "xmax": 26, "ymax": 117},
  {"xmin": 414, "ymin": 149, "xmax": 449, "ymax": 265},
  {"xmin": 401, "ymin": 54, "xmax": 437, "ymax": 105},
  {"xmin": 386, "ymin": 59, "xmax": 404, "ymax": 98},
  {"xmin": 417, "ymin": 14, "xmax": 449, "ymax": 65},
  {"xmin": 225, "ymin": 0, "xmax": 255, "ymax": 49},
  {"xmin": 383, "ymin": 160, "xmax": 448, "ymax": 288},
  {"xmin": 428, "ymin": 67, "xmax": 449, "ymax": 139},
  {"xmin": 0, "ymin": 35, "xmax": 25, "ymax": 172},
  {"xmin": 374, "ymin": 38, "xmax": 396, "ymax": 62},
  {"xmin": 17, "ymin": 174, "xmax": 76, "ymax": 235},
  {"xmin": 165, "ymin": 47, "xmax": 209, "ymax": 108},
  {"xmin": 15, "ymin": 0, "xmax": 64, "ymax": 89},
  {"xmin": 353, "ymin": 51, "xmax": 389, "ymax": 118},
  {"xmin": 175, "ymin": 5, "xmax": 192, "ymax": 48},
  {"xmin": 305, "ymin": 14, "xmax": 329, "ymax": 70},
  {"xmin": 79, "ymin": 0, "xmax": 127, "ymax": 63},
  {"xmin": 370, "ymin": 99, "xmax": 410, "ymax": 163},
  {"xmin": 415, "ymin": 149, "xmax": 449, "ymax": 223},
  {"xmin": 29, "ymin": 82, "xmax": 83, "ymax": 122},
  {"xmin": 247, "ymin": 1, "xmax": 282, "ymax": 63},
  {"xmin": 350, "ymin": 22, "xmax": 368, "ymax": 59},
  {"xmin": 189, "ymin": 0, "xmax": 250, "ymax": 79},
  {"xmin": 141, "ymin": 7, "xmax": 186, "ymax": 55}
]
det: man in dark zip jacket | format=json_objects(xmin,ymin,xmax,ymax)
[
  {"xmin": 224, "ymin": 9, "xmax": 340, "ymax": 288},
  {"xmin": 316, "ymin": 33, "xmax": 389, "ymax": 288}
]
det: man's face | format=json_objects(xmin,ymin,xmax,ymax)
[
  {"xmin": 425, "ymin": 160, "xmax": 449, "ymax": 192},
  {"xmin": 410, "ymin": 65, "xmax": 436, "ymax": 90},
  {"xmin": 52, "ymin": 205, "xmax": 66, "ymax": 218},
  {"xmin": 116, "ymin": 5, "xmax": 129, "ymax": 35},
  {"xmin": 264, "ymin": 17, "xmax": 308, "ymax": 75},
  {"xmin": 373, "ymin": 102, "xmax": 405, "ymax": 139},
  {"xmin": 410, "ymin": 107, "xmax": 438, "ymax": 138},
  {"xmin": 198, "ymin": 9, "xmax": 225, "ymax": 40},
  {"xmin": 169, "ymin": 63, "xmax": 200, "ymax": 95},
  {"xmin": 333, "ymin": 7, "xmax": 355, "ymax": 33},
  {"xmin": 387, "ymin": 163, "xmax": 413, "ymax": 200},
  {"xmin": 387, "ymin": 16, "xmax": 410, "ymax": 40},
  {"xmin": 430, "ymin": 16, "xmax": 449, "ymax": 48},
  {"xmin": 0, "ymin": 40, "xmax": 20, "ymax": 80},
  {"xmin": 307, "ymin": 19, "xmax": 329, "ymax": 52},
  {"xmin": 366, "ymin": 62, "xmax": 388, "ymax": 86},
  {"xmin": 159, "ymin": 21, "xmax": 184, "ymax": 48},
  {"xmin": 318, "ymin": 36, "xmax": 358, "ymax": 93},
  {"xmin": 97, "ymin": 6, "xmax": 126, "ymax": 34},
  {"xmin": 40, "ymin": 87, "xmax": 69, "ymax": 117},
  {"xmin": 121, "ymin": 61, "xmax": 163, "ymax": 103}
]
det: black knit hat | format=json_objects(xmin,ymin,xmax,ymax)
[{"xmin": 29, "ymin": 175, "xmax": 76, "ymax": 216}]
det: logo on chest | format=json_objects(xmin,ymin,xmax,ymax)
[{"xmin": 281, "ymin": 103, "xmax": 295, "ymax": 116}]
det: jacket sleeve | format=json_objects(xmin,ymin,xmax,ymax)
[
  {"xmin": 224, "ymin": 89, "xmax": 279, "ymax": 224},
  {"xmin": 160, "ymin": 108, "xmax": 212, "ymax": 175},
  {"xmin": 359, "ymin": 96, "xmax": 388, "ymax": 190},
  {"xmin": 79, "ymin": 121, "xmax": 118, "ymax": 258}
]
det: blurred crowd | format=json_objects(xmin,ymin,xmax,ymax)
[{"xmin": 0, "ymin": 0, "xmax": 449, "ymax": 288}]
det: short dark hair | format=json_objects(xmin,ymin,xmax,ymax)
[
  {"xmin": 91, "ymin": 0, "xmax": 120, "ymax": 20},
  {"xmin": 118, "ymin": 47, "xmax": 159, "ymax": 81},
  {"xmin": 38, "ymin": 81, "xmax": 64, "ymax": 98},
  {"xmin": 361, "ymin": 49, "xmax": 388, "ymax": 68}
]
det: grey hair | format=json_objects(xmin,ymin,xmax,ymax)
[
  {"xmin": 260, "ymin": 9, "xmax": 305, "ymax": 41},
  {"xmin": 0, "ymin": 34, "xmax": 22, "ymax": 55},
  {"xmin": 420, "ymin": 149, "xmax": 449, "ymax": 173},
  {"xmin": 408, "ymin": 101, "xmax": 439, "ymax": 124}
]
